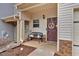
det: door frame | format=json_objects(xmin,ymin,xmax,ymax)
[
  {"xmin": 46, "ymin": 16, "xmax": 58, "ymax": 51},
  {"xmin": 47, "ymin": 17, "xmax": 57, "ymax": 41}
]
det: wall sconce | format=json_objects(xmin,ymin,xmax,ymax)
[{"xmin": 43, "ymin": 14, "xmax": 45, "ymax": 19}]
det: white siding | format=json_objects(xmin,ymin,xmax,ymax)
[{"xmin": 59, "ymin": 3, "xmax": 79, "ymax": 40}]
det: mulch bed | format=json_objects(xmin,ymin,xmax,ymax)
[{"xmin": 0, "ymin": 45, "xmax": 36, "ymax": 56}]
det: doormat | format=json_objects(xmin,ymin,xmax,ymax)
[{"xmin": 0, "ymin": 45, "xmax": 36, "ymax": 56}]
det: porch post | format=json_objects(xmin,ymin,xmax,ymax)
[
  {"xmin": 19, "ymin": 20, "xmax": 25, "ymax": 43},
  {"xmin": 17, "ymin": 11, "xmax": 25, "ymax": 43},
  {"xmin": 16, "ymin": 20, "xmax": 20, "ymax": 43},
  {"xmin": 16, "ymin": 20, "xmax": 25, "ymax": 43}
]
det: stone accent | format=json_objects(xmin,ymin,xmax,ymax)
[{"xmin": 54, "ymin": 40, "xmax": 72, "ymax": 56}]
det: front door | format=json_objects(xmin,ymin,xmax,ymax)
[{"xmin": 47, "ymin": 17, "xmax": 57, "ymax": 41}]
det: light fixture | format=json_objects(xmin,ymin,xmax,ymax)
[{"xmin": 43, "ymin": 14, "xmax": 45, "ymax": 19}]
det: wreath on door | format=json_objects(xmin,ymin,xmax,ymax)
[{"xmin": 48, "ymin": 23, "xmax": 55, "ymax": 29}]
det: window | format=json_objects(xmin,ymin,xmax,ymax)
[{"xmin": 33, "ymin": 20, "xmax": 39, "ymax": 28}]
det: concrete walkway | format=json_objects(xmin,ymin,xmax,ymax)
[
  {"xmin": 0, "ymin": 41, "xmax": 57, "ymax": 56},
  {"xmin": 28, "ymin": 41, "xmax": 57, "ymax": 56}
]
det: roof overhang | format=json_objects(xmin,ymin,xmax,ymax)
[{"xmin": 3, "ymin": 15, "xmax": 19, "ymax": 26}]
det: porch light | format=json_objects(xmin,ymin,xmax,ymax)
[{"xmin": 43, "ymin": 14, "xmax": 45, "ymax": 19}]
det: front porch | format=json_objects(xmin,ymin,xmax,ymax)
[
  {"xmin": 18, "ymin": 3, "xmax": 58, "ymax": 56},
  {"xmin": 0, "ymin": 3, "xmax": 58, "ymax": 56}
]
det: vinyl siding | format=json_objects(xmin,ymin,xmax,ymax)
[
  {"xmin": 0, "ymin": 20, "xmax": 14, "ymax": 41},
  {"xmin": 0, "ymin": 3, "xmax": 17, "ymax": 19},
  {"xmin": 0, "ymin": 3, "xmax": 17, "ymax": 41},
  {"xmin": 59, "ymin": 3, "xmax": 79, "ymax": 40}
]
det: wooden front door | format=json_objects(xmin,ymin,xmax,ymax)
[{"xmin": 47, "ymin": 17, "xmax": 57, "ymax": 41}]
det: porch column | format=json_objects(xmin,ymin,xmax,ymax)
[
  {"xmin": 16, "ymin": 20, "xmax": 25, "ymax": 43},
  {"xmin": 16, "ymin": 11, "xmax": 25, "ymax": 43},
  {"xmin": 19, "ymin": 20, "xmax": 25, "ymax": 43},
  {"xmin": 16, "ymin": 20, "xmax": 20, "ymax": 43}
]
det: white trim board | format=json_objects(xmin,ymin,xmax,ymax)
[{"xmin": 17, "ymin": 3, "xmax": 48, "ymax": 11}]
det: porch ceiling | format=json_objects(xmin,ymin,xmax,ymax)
[{"xmin": 22, "ymin": 3, "xmax": 57, "ymax": 16}]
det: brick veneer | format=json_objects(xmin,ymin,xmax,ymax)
[{"xmin": 54, "ymin": 40, "xmax": 72, "ymax": 56}]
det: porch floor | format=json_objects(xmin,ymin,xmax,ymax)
[
  {"xmin": 22, "ymin": 40, "xmax": 57, "ymax": 56},
  {"xmin": 22, "ymin": 39, "xmax": 47, "ymax": 48},
  {"xmin": 0, "ymin": 40, "xmax": 57, "ymax": 56}
]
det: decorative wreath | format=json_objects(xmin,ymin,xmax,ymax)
[{"xmin": 48, "ymin": 23, "xmax": 55, "ymax": 29}]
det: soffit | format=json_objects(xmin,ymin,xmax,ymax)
[{"xmin": 23, "ymin": 3, "xmax": 57, "ymax": 14}]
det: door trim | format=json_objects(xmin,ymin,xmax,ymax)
[{"xmin": 47, "ymin": 17, "xmax": 57, "ymax": 41}]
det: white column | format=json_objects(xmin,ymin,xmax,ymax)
[
  {"xmin": 16, "ymin": 20, "xmax": 20, "ymax": 43},
  {"xmin": 19, "ymin": 20, "xmax": 25, "ymax": 43},
  {"xmin": 16, "ymin": 20, "xmax": 25, "ymax": 43},
  {"xmin": 16, "ymin": 12, "xmax": 25, "ymax": 43}
]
